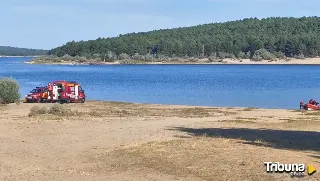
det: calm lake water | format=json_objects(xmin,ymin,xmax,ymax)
[{"xmin": 0, "ymin": 57, "xmax": 319, "ymax": 109}]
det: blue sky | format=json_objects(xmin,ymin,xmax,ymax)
[{"xmin": 1, "ymin": 0, "xmax": 319, "ymax": 50}]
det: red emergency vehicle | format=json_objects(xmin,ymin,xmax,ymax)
[
  {"xmin": 48, "ymin": 80, "xmax": 86, "ymax": 103},
  {"xmin": 25, "ymin": 87, "xmax": 48, "ymax": 103}
]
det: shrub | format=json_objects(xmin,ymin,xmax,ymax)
[
  {"xmin": 208, "ymin": 53, "xmax": 218, "ymax": 62},
  {"xmin": 208, "ymin": 56, "xmax": 218, "ymax": 62},
  {"xmin": 77, "ymin": 56, "xmax": 87, "ymax": 62},
  {"xmin": 48, "ymin": 104, "xmax": 75, "ymax": 116},
  {"xmin": 91, "ymin": 53, "xmax": 101, "ymax": 59},
  {"xmin": 118, "ymin": 53, "xmax": 130, "ymax": 60},
  {"xmin": 245, "ymin": 51, "xmax": 252, "ymax": 59},
  {"xmin": 274, "ymin": 51, "xmax": 286, "ymax": 59},
  {"xmin": 188, "ymin": 57, "xmax": 199, "ymax": 62},
  {"xmin": 252, "ymin": 54, "xmax": 262, "ymax": 61},
  {"xmin": 237, "ymin": 51, "xmax": 246, "ymax": 59},
  {"xmin": 170, "ymin": 56, "xmax": 181, "ymax": 62},
  {"xmin": 28, "ymin": 104, "xmax": 76, "ymax": 117},
  {"xmin": 77, "ymin": 59, "xmax": 87, "ymax": 63},
  {"xmin": 28, "ymin": 106, "xmax": 48, "ymax": 117},
  {"xmin": 210, "ymin": 52, "xmax": 217, "ymax": 57},
  {"xmin": 144, "ymin": 54, "xmax": 154, "ymax": 62},
  {"xmin": 61, "ymin": 54, "xmax": 74, "ymax": 61},
  {"xmin": 295, "ymin": 54, "xmax": 305, "ymax": 59},
  {"xmin": 225, "ymin": 53, "xmax": 235, "ymax": 59},
  {"xmin": 155, "ymin": 54, "xmax": 167, "ymax": 61},
  {"xmin": 217, "ymin": 52, "xmax": 227, "ymax": 59},
  {"xmin": 132, "ymin": 53, "xmax": 142, "ymax": 60},
  {"xmin": 252, "ymin": 49, "xmax": 275, "ymax": 61},
  {"xmin": 53, "ymin": 58, "xmax": 62, "ymax": 63},
  {"xmin": 0, "ymin": 77, "xmax": 20, "ymax": 104},
  {"xmin": 106, "ymin": 51, "xmax": 117, "ymax": 61}
]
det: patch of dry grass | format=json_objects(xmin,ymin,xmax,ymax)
[
  {"xmin": 276, "ymin": 117, "xmax": 320, "ymax": 130},
  {"xmin": 92, "ymin": 137, "xmax": 316, "ymax": 180},
  {"xmin": 278, "ymin": 116, "xmax": 320, "ymax": 123},
  {"xmin": 290, "ymin": 109, "xmax": 320, "ymax": 117},
  {"xmin": 166, "ymin": 107, "xmax": 212, "ymax": 118},
  {"xmin": 102, "ymin": 102, "xmax": 239, "ymax": 117},
  {"xmin": 290, "ymin": 109, "xmax": 305, "ymax": 113},
  {"xmin": 303, "ymin": 111, "xmax": 320, "ymax": 116},
  {"xmin": 261, "ymin": 116, "xmax": 275, "ymax": 118},
  {"xmin": 28, "ymin": 104, "xmax": 77, "ymax": 117},
  {"xmin": 217, "ymin": 116, "xmax": 320, "ymax": 131},
  {"xmin": 235, "ymin": 117, "xmax": 258, "ymax": 120},
  {"xmin": 219, "ymin": 119, "xmax": 257, "ymax": 124},
  {"xmin": 106, "ymin": 101, "xmax": 138, "ymax": 106},
  {"xmin": 0, "ymin": 104, "xmax": 7, "ymax": 113},
  {"xmin": 76, "ymin": 103, "xmax": 239, "ymax": 118},
  {"xmin": 28, "ymin": 106, "xmax": 47, "ymax": 117},
  {"xmin": 0, "ymin": 104, "xmax": 7, "ymax": 108},
  {"xmin": 217, "ymin": 117, "xmax": 259, "ymax": 125},
  {"xmin": 242, "ymin": 107, "xmax": 256, "ymax": 111}
]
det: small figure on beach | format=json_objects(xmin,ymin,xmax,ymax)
[{"xmin": 300, "ymin": 101, "xmax": 305, "ymax": 110}]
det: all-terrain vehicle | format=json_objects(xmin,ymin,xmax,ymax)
[{"xmin": 300, "ymin": 99, "xmax": 320, "ymax": 110}]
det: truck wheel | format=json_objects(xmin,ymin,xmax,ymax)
[
  {"xmin": 81, "ymin": 98, "xmax": 85, "ymax": 103},
  {"xmin": 65, "ymin": 99, "xmax": 70, "ymax": 104},
  {"xmin": 37, "ymin": 98, "xmax": 41, "ymax": 103}
]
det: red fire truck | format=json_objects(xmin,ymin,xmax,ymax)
[{"xmin": 48, "ymin": 81, "xmax": 86, "ymax": 103}]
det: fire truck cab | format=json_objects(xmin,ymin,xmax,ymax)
[{"xmin": 48, "ymin": 81, "xmax": 86, "ymax": 103}]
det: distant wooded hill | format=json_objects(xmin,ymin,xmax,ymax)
[
  {"xmin": 48, "ymin": 17, "xmax": 320, "ymax": 61},
  {"xmin": 0, "ymin": 46, "xmax": 48, "ymax": 56}
]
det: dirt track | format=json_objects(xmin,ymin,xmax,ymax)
[{"xmin": 0, "ymin": 101, "xmax": 319, "ymax": 180}]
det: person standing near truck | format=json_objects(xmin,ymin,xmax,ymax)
[{"xmin": 48, "ymin": 82, "xmax": 53, "ymax": 102}]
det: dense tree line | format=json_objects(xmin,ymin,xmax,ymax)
[
  {"xmin": 49, "ymin": 17, "xmax": 320, "ymax": 61},
  {"xmin": 0, "ymin": 46, "xmax": 48, "ymax": 56}
]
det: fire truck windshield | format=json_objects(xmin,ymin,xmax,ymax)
[{"xmin": 30, "ymin": 89, "xmax": 42, "ymax": 93}]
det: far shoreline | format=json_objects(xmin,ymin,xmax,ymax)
[{"xmin": 23, "ymin": 57, "xmax": 320, "ymax": 65}]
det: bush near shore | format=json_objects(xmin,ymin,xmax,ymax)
[{"xmin": 0, "ymin": 77, "xmax": 20, "ymax": 104}]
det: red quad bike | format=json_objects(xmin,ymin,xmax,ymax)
[
  {"xmin": 300, "ymin": 99, "xmax": 320, "ymax": 110},
  {"xmin": 25, "ymin": 87, "xmax": 48, "ymax": 103}
]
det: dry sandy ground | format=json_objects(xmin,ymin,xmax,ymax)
[
  {"xmin": 0, "ymin": 101, "xmax": 319, "ymax": 181},
  {"xmin": 25, "ymin": 58, "xmax": 320, "ymax": 65}
]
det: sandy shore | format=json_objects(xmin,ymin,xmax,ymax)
[
  {"xmin": 24, "ymin": 58, "xmax": 320, "ymax": 65},
  {"xmin": 0, "ymin": 101, "xmax": 319, "ymax": 180}
]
